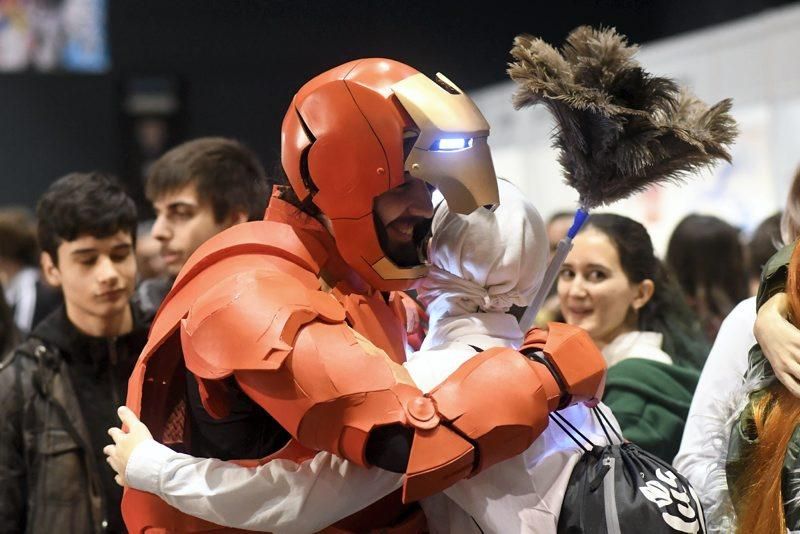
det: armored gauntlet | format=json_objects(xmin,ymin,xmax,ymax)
[{"xmin": 401, "ymin": 322, "xmax": 606, "ymax": 501}]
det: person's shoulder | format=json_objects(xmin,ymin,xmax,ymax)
[
  {"xmin": 605, "ymin": 331, "xmax": 673, "ymax": 366},
  {"xmin": 181, "ymin": 269, "xmax": 347, "ymax": 376},
  {"xmin": 764, "ymin": 240, "xmax": 796, "ymax": 275},
  {"xmin": 727, "ymin": 296, "xmax": 758, "ymax": 324},
  {"xmin": 0, "ymin": 335, "xmax": 58, "ymax": 387},
  {"xmin": 756, "ymin": 241, "xmax": 797, "ymax": 310},
  {"xmin": 608, "ymin": 357, "xmax": 699, "ymax": 388},
  {"xmin": 6, "ymin": 335, "xmax": 58, "ymax": 363},
  {"xmin": 606, "ymin": 358, "xmax": 699, "ymax": 415},
  {"xmin": 608, "ymin": 357, "xmax": 666, "ymax": 377},
  {"xmin": 709, "ymin": 297, "xmax": 757, "ymax": 361}
]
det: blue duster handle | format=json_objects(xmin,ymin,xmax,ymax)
[{"xmin": 519, "ymin": 208, "xmax": 589, "ymax": 332}]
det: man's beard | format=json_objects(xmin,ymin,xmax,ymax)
[{"xmin": 374, "ymin": 212, "xmax": 432, "ymax": 267}]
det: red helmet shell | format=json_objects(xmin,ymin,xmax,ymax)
[{"xmin": 281, "ymin": 59, "xmax": 422, "ymax": 291}]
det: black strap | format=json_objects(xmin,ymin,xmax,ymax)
[
  {"xmin": 549, "ymin": 411, "xmax": 594, "ymax": 452},
  {"xmin": 471, "ymin": 516, "xmax": 486, "ymax": 533},
  {"xmin": 592, "ymin": 405, "xmax": 623, "ymax": 444},
  {"xmin": 526, "ymin": 349, "xmax": 570, "ymax": 409}
]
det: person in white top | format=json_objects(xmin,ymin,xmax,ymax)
[
  {"xmin": 105, "ymin": 179, "xmax": 618, "ymax": 533},
  {"xmin": 671, "ymin": 298, "xmax": 755, "ymax": 510}
]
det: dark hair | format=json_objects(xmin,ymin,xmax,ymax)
[
  {"xmin": 37, "ymin": 172, "xmax": 138, "ymax": 263},
  {"xmin": 666, "ymin": 214, "xmax": 749, "ymax": 341},
  {"xmin": 0, "ymin": 208, "xmax": 38, "ymax": 266},
  {"xmin": 585, "ymin": 213, "xmax": 709, "ymax": 369},
  {"xmin": 146, "ymin": 137, "xmax": 271, "ymax": 222},
  {"xmin": 748, "ymin": 212, "xmax": 783, "ymax": 280},
  {"xmin": 273, "ymin": 162, "xmax": 321, "ymax": 217}
]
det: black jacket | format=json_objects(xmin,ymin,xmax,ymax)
[{"xmin": 0, "ymin": 301, "xmax": 152, "ymax": 534}]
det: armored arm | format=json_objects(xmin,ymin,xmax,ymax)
[
  {"xmin": 181, "ymin": 269, "xmax": 605, "ymax": 502},
  {"xmin": 406, "ymin": 322, "xmax": 605, "ymax": 496}
]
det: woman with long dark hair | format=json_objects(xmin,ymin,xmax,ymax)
[
  {"xmin": 666, "ymin": 214, "xmax": 749, "ymax": 343},
  {"xmin": 558, "ymin": 213, "xmax": 708, "ymax": 462}
]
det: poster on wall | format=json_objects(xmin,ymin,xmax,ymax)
[{"xmin": 0, "ymin": 0, "xmax": 108, "ymax": 73}]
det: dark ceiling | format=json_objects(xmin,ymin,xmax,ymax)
[
  {"xmin": 110, "ymin": 0, "xmax": 794, "ymax": 92},
  {"xmin": 0, "ymin": 0, "xmax": 795, "ymax": 209}
]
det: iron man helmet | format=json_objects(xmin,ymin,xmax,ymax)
[{"xmin": 281, "ymin": 58, "xmax": 498, "ymax": 291}]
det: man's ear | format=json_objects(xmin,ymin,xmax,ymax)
[
  {"xmin": 632, "ymin": 278, "xmax": 655, "ymax": 311},
  {"xmin": 40, "ymin": 251, "xmax": 62, "ymax": 288}
]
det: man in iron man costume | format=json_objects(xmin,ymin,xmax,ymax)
[{"xmin": 121, "ymin": 58, "xmax": 606, "ymax": 533}]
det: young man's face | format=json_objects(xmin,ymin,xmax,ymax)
[
  {"xmin": 150, "ymin": 183, "xmax": 246, "ymax": 276},
  {"xmin": 42, "ymin": 231, "xmax": 136, "ymax": 324}
]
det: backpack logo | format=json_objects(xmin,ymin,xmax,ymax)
[{"xmin": 638, "ymin": 468, "xmax": 706, "ymax": 533}]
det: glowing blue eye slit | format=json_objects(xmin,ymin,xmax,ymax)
[{"xmin": 431, "ymin": 138, "xmax": 473, "ymax": 151}]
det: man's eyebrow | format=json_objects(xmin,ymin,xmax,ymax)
[
  {"xmin": 71, "ymin": 241, "xmax": 132, "ymax": 256},
  {"xmin": 70, "ymin": 248, "xmax": 98, "ymax": 256},
  {"xmin": 166, "ymin": 200, "xmax": 197, "ymax": 210}
]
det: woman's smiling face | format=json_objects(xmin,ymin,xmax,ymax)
[{"xmin": 557, "ymin": 227, "xmax": 651, "ymax": 349}]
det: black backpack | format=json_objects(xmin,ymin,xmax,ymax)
[{"xmin": 555, "ymin": 407, "xmax": 706, "ymax": 534}]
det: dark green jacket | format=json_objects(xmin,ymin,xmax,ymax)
[{"xmin": 604, "ymin": 358, "xmax": 700, "ymax": 463}]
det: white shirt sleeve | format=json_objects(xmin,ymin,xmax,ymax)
[
  {"xmin": 125, "ymin": 439, "xmax": 402, "ymax": 533},
  {"xmin": 120, "ymin": 344, "xmax": 481, "ymax": 532},
  {"xmin": 404, "ymin": 344, "xmax": 478, "ymax": 393},
  {"xmin": 672, "ymin": 297, "xmax": 756, "ymax": 498}
]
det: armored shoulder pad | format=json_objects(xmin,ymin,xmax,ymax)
[{"xmin": 181, "ymin": 269, "xmax": 346, "ymax": 380}]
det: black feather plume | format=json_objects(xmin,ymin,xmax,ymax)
[{"xmin": 508, "ymin": 26, "xmax": 738, "ymax": 209}]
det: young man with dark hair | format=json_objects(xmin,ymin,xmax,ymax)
[
  {"xmin": 137, "ymin": 137, "xmax": 271, "ymax": 310},
  {"xmin": 0, "ymin": 172, "xmax": 149, "ymax": 533},
  {"xmin": 147, "ymin": 136, "xmax": 269, "ymax": 276}
]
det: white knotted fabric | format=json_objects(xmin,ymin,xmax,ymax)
[
  {"xmin": 417, "ymin": 179, "xmax": 549, "ymax": 352},
  {"xmin": 404, "ymin": 179, "xmax": 619, "ymax": 533}
]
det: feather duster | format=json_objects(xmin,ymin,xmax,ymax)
[
  {"xmin": 515, "ymin": 26, "xmax": 738, "ymax": 329},
  {"xmin": 508, "ymin": 26, "xmax": 738, "ymax": 209}
]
